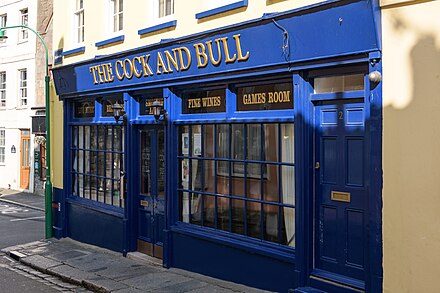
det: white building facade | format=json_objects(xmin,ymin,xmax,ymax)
[{"xmin": 0, "ymin": 0, "xmax": 38, "ymax": 193}]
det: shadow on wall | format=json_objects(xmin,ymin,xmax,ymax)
[{"xmin": 383, "ymin": 13, "xmax": 440, "ymax": 293}]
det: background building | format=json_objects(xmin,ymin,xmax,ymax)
[
  {"xmin": 48, "ymin": 0, "xmax": 440, "ymax": 292},
  {"xmin": 0, "ymin": 0, "xmax": 37, "ymax": 193}
]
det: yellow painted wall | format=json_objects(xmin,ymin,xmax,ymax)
[
  {"xmin": 381, "ymin": 0, "xmax": 440, "ymax": 292},
  {"xmin": 50, "ymin": 80, "xmax": 64, "ymax": 189}
]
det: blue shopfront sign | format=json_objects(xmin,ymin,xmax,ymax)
[{"xmin": 52, "ymin": 0, "xmax": 379, "ymax": 98}]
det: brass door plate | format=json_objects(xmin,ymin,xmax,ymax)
[
  {"xmin": 331, "ymin": 191, "xmax": 351, "ymax": 203},
  {"xmin": 140, "ymin": 200, "xmax": 149, "ymax": 207}
]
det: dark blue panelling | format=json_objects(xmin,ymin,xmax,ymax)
[
  {"xmin": 52, "ymin": 187, "xmax": 65, "ymax": 239},
  {"xmin": 95, "ymin": 35, "xmax": 125, "ymax": 48},
  {"xmin": 172, "ymin": 232, "xmax": 296, "ymax": 292},
  {"xmin": 67, "ymin": 202, "xmax": 124, "ymax": 252},
  {"xmin": 346, "ymin": 209, "xmax": 364, "ymax": 267},
  {"xmin": 52, "ymin": 0, "xmax": 379, "ymax": 97}
]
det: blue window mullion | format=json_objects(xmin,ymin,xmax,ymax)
[
  {"xmin": 95, "ymin": 125, "xmax": 99, "ymax": 201},
  {"xmin": 119, "ymin": 125, "xmax": 123, "ymax": 207},
  {"xmin": 111, "ymin": 126, "xmax": 115, "ymax": 206},
  {"xmin": 259, "ymin": 123, "xmax": 264, "ymax": 241},
  {"xmin": 228, "ymin": 124, "xmax": 233, "ymax": 233},
  {"xmin": 200, "ymin": 124, "xmax": 205, "ymax": 227},
  {"xmin": 188, "ymin": 126, "xmax": 192, "ymax": 222},
  {"xmin": 277, "ymin": 123, "xmax": 282, "ymax": 244},
  {"xmin": 243, "ymin": 123, "xmax": 248, "ymax": 237},
  {"xmin": 103, "ymin": 126, "xmax": 107, "ymax": 204},
  {"xmin": 214, "ymin": 125, "xmax": 218, "ymax": 229},
  {"xmin": 82, "ymin": 126, "xmax": 86, "ymax": 198}
]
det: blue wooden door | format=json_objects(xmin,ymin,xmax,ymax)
[
  {"xmin": 313, "ymin": 97, "xmax": 366, "ymax": 285},
  {"xmin": 137, "ymin": 127, "xmax": 165, "ymax": 259}
]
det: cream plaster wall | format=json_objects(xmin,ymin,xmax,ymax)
[{"xmin": 381, "ymin": 0, "xmax": 440, "ymax": 292}]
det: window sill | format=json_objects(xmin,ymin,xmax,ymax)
[
  {"xmin": 195, "ymin": 0, "xmax": 248, "ymax": 20},
  {"xmin": 95, "ymin": 35, "xmax": 125, "ymax": 48},
  {"xmin": 138, "ymin": 20, "xmax": 177, "ymax": 36},
  {"xmin": 62, "ymin": 46, "xmax": 85, "ymax": 58},
  {"xmin": 171, "ymin": 222, "xmax": 295, "ymax": 263}
]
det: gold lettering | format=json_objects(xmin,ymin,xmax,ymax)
[
  {"xmin": 206, "ymin": 40, "xmax": 222, "ymax": 66},
  {"xmin": 123, "ymin": 58, "xmax": 134, "ymax": 79},
  {"xmin": 188, "ymin": 98, "xmax": 201, "ymax": 108},
  {"xmin": 132, "ymin": 57, "xmax": 143, "ymax": 78},
  {"xmin": 164, "ymin": 50, "xmax": 179, "ymax": 72},
  {"xmin": 97, "ymin": 65, "xmax": 107, "ymax": 83},
  {"xmin": 193, "ymin": 43, "xmax": 208, "ymax": 68},
  {"xmin": 103, "ymin": 63, "xmax": 115, "ymax": 82},
  {"xmin": 89, "ymin": 66, "xmax": 99, "ymax": 85},
  {"xmin": 173, "ymin": 47, "xmax": 191, "ymax": 71},
  {"xmin": 115, "ymin": 60, "xmax": 125, "ymax": 80},
  {"xmin": 140, "ymin": 55, "xmax": 154, "ymax": 76},
  {"xmin": 156, "ymin": 52, "xmax": 170, "ymax": 74},
  {"xmin": 233, "ymin": 34, "xmax": 250, "ymax": 62},
  {"xmin": 219, "ymin": 37, "xmax": 237, "ymax": 64}
]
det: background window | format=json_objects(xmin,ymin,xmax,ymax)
[
  {"xmin": 0, "ymin": 129, "xmax": 5, "ymax": 163},
  {"xmin": 0, "ymin": 14, "xmax": 6, "ymax": 42},
  {"xmin": 74, "ymin": 0, "xmax": 84, "ymax": 43},
  {"xmin": 178, "ymin": 123, "xmax": 295, "ymax": 247},
  {"xmin": 71, "ymin": 125, "xmax": 125, "ymax": 207},
  {"xmin": 0, "ymin": 72, "xmax": 5, "ymax": 107},
  {"xmin": 18, "ymin": 69, "xmax": 27, "ymax": 106},
  {"xmin": 110, "ymin": 0, "xmax": 123, "ymax": 32},
  {"xmin": 19, "ymin": 9, "xmax": 28, "ymax": 41},
  {"xmin": 158, "ymin": 0, "xmax": 174, "ymax": 18}
]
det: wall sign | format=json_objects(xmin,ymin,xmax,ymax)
[
  {"xmin": 140, "ymin": 97, "xmax": 164, "ymax": 115},
  {"xmin": 236, "ymin": 83, "xmax": 293, "ymax": 111},
  {"xmin": 74, "ymin": 101, "xmax": 95, "ymax": 118},
  {"xmin": 182, "ymin": 89, "xmax": 226, "ymax": 114},
  {"xmin": 102, "ymin": 98, "xmax": 124, "ymax": 117}
]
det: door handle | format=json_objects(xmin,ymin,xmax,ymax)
[
  {"xmin": 315, "ymin": 162, "xmax": 320, "ymax": 170},
  {"xmin": 119, "ymin": 171, "xmax": 125, "ymax": 201}
]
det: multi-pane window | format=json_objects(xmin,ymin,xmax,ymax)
[
  {"xmin": 71, "ymin": 125, "xmax": 125, "ymax": 207},
  {"xmin": 179, "ymin": 123, "xmax": 295, "ymax": 247},
  {"xmin": 18, "ymin": 69, "xmax": 27, "ymax": 106},
  {"xmin": 0, "ymin": 72, "xmax": 5, "ymax": 107},
  {"xmin": 110, "ymin": 0, "xmax": 123, "ymax": 32},
  {"xmin": 74, "ymin": 0, "xmax": 84, "ymax": 43},
  {"xmin": 19, "ymin": 9, "xmax": 28, "ymax": 41},
  {"xmin": 159, "ymin": 0, "xmax": 174, "ymax": 18},
  {"xmin": 0, "ymin": 129, "xmax": 5, "ymax": 164},
  {"xmin": 0, "ymin": 14, "xmax": 6, "ymax": 42}
]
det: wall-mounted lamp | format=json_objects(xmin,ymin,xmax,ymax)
[
  {"xmin": 150, "ymin": 100, "xmax": 167, "ymax": 122},
  {"xmin": 368, "ymin": 71, "xmax": 382, "ymax": 83},
  {"xmin": 111, "ymin": 101, "xmax": 127, "ymax": 124}
]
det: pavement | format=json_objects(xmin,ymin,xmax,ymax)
[{"xmin": 0, "ymin": 190, "xmax": 272, "ymax": 293}]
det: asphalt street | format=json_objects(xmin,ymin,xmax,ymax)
[{"xmin": 0, "ymin": 195, "xmax": 45, "ymax": 249}]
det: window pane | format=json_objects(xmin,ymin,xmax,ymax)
[
  {"xmin": 190, "ymin": 193, "xmax": 202, "ymax": 225},
  {"xmin": 247, "ymin": 201, "xmax": 260, "ymax": 239},
  {"xmin": 203, "ymin": 194, "xmax": 215, "ymax": 228},
  {"xmin": 203, "ymin": 125, "xmax": 214, "ymax": 158},
  {"xmin": 232, "ymin": 199, "xmax": 245, "ymax": 235},
  {"xmin": 264, "ymin": 164, "xmax": 279, "ymax": 203},
  {"xmin": 264, "ymin": 124, "xmax": 278, "ymax": 163},
  {"xmin": 283, "ymin": 207, "xmax": 295, "ymax": 247},
  {"xmin": 281, "ymin": 124, "xmax": 294, "ymax": 163},
  {"xmin": 281, "ymin": 165, "xmax": 295, "ymax": 206},
  {"xmin": 204, "ymin": 160, "xmax": 215, "ymax": 193},
  {"xmin": 217, "ymin": 196, "xmax": 229, "ymax": 232},
  {"xmin": 180, "ymin": 191, "xmax": 189, "ymax": 222},
  {"xmin": 247, "ymin": 124, "xmax": 261, "ymax": 161},
  {"xmin": 314, "ymin": 74, "xmax": 364, "ymax": 93}
]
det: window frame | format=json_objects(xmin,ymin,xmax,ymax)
[
  {"xmin": 109, "ymin": 0, "xmax": 123, "ymax": 33},
  {"xmin": 0, "ymin": 128, "xmax": 5, "ymax": 164},
  {"xmin": 0, "ymin": 71, "xmax": 6, "ymax": 108},
  {"xmin": 73, "ymin": 0, "xmax": 85, "ymax": 44},
  {"xmin": 18, "ymin": 69, "xmax": 27, "ymax": 107},
  {"xmin": 19, "ymin": 8, "xmax": 28, "ymax": 42},
  {"xmin": 0, "ymin": 14, "xmax": 7, "ymax": 44}
]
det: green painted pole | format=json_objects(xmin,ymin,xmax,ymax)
[{"xmin": 0, "ymin": 25, "xmax": 52, "ymax": 238}]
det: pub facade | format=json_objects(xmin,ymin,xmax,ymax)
[{"xmin": 51, "ymin": 1, "xmax": 383, "ymax": 292}]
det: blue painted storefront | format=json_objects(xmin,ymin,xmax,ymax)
[{"xmin": 52, "ymin": 1, "xmax": 383, "ymax": 292}]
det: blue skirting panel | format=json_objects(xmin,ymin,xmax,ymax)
[
  {"xmin": 66, "ymin": 202, "xmax": 124, "ymax": 252},
  {"xmin": 52, "ymin": 187, "xmax": 65, "ymax": 239},
  {"xmin": 171, "ymin": 232, "xmax": 296, "ymax": 292}
]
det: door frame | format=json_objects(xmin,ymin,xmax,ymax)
[
  {"xmin": 297, "ymin": 58, "xmax": 383, "ymax": 293},
  {"xmin": 19, "ymin": 129, "xmax": 31, "ymax": 190},
  {"xmin": 128, "ymin": 124, "xmax": 167, "ymax": 260}
]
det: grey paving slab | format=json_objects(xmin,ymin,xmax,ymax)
[
  {"xmin": 186, "ymin": 284, "xmax": 239, "ymax": 293},
  {"xmin": 62, "ymin": 253, "xmax": 118, "ymax": 272},
  {"xmin": 83, "ymin": 275, "xmax": 128, "ymax": 292},
  {"xmin": 153, "ymin": 279, "xmax": 210, "ymax": 293},
  {"xmin": 47, "ymin": 264, "xmax": 94, "ymax": 285},
  {"xmin": 20, "ymin": 254, "xmax": 63, "ymax": 271},
  {"xmin": 112, "ymin": 287, "xmax": 146, "ymax": 293},
  {"xmin": 121, "ymin": 271, "xmax": 192, "ymax": 291},
  {"xmin": 94, "ymin": 263, "xmax": 161, "ymax": 281}
]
